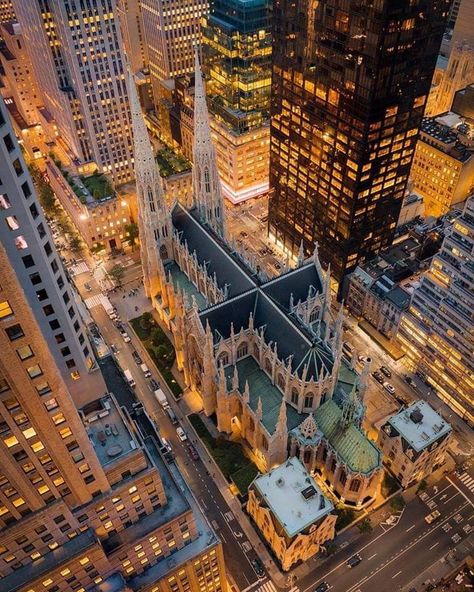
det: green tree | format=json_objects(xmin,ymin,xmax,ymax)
[
  {"xmin": 124, "ymin": 222, "xmax": 139, "ymax": 250},
  {"xmin": 416, "ymin": 479, "xmax": 428, "ymax": 494},
  {"xmin": 140, "ymin": 312, "xmax": 153, "ymax": 332},
  {"xmin": 91, "ymin": 243, "xmax": 105, "ymax": 254},
  {"xmin": 109, "ymin": 264, "xmax": 125, "ymax": 287},
  {"xmin": 39, "ymin": 185, "xmax": 58, "ymax": 215},
  {"xmin": 335, "ymin": 507, "xmax": 355, "ymax": 530},
  {"xmin": 390, "ymin": 495, "xmax": 406, "ymax": 512},
  {"xmin": 150, "ymin": 327, "xmax": 165, "ymax": 348},
  {"xmin": 357, "ymin": 518, "xmax": 373, "ymax": 533},
  {"xmin": 69, "ymin": 235, "xmax": 84, "ymax": 255}
]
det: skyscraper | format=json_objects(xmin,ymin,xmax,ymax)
[
  {"xmin": 201, "ymin": 0, "xmax": 272, "ymax": 203},
  {"xmin": 397, "ymin": 197, "xmax": 474, "ymax": 426},
  {"xmin": 268, "ymin": 0, "xmax": 450, "ymax": 286},
  {"xmin": 12, "ymin": 0, "xmax": 134, "ymax": 185},
  {"xmin": 0, "ymin": 94, "xmax": 227, "ymax": 592}
]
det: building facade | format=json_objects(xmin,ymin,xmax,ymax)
[
  {"xmin": 247, "ymin": 458, "xmax": 336, "ymax": 571},
  {"xmin": 201, "ymin": 0, "xmax": 271, "ymax": 203},
  {"xmin": 12, "ymin": 0, "xmax": 134, "ymax": 185},
  {"xmin": 397, "ymin": 197, "xmax": 474, "ymax": 426},
  {"xmin": 0, "ymin": 0, "xmax": 14, "ymax": 23},
  {"xmin": 379, "ymin": 401, "xmax": 452, "ymax": 488},
  {"xmin": 0, "ymin": 94, "xmax": 227, "ymax": 592},
  {"xmin": 131, "ymin": 57, "xmax": 383, "ymax": 507},
  {"xmin": 268, "ymin": 0, "xmax": 450, "ymax": 287},
  {"xmin": 410, "ymin": 111, "xmax": 474, "ymax": 218},
  {"xmin": 116, "ymin": 0, "xmax": 147, "ymax": 74}
]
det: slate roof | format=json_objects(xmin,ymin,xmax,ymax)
[
  {"xmin": 172, "ymin": 203, "xmax": 256, "ymax": 299},
  {"xmin": 225, "ymin": 357, "xmax": 302, "ymax": 433},
  {"xmin": 262, "ymin": 264, "xmax": 323, "ymax": 312},
  {"xmin": 314, "ymin": 400, "xmax": 381, "ymax": 475}
]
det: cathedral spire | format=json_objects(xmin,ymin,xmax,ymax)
[
  {"xmin": 192, "ymin": 50, "xmax": 225, "ymax": 238},
  {"xmin": 128, "ymin": 70, "xmax": 172, "ymax": 298}
]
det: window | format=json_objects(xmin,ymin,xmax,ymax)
[
  {"xmin": 42, "ymin": 305, "xmax": 54, "ymax": 316},
  {"xmin": 0, "ymin": 301, "xmax": 13, "ymax": 319},
  {"xmin": 17, "ymin": 345, "xmax": 33, "ymax": 360},
  {"xmin": 5, "ymin": 324, "xmax": 24, "ymax": 341},
  {"xmin": 49, "ymin": 320, "xmax": 60, "ymax": 330},
  {"xmin": 5, "ymin": 216, "xmax": 19, "ymax": 231},
  {"xmin": 15, "ymin": 236, "xmax": 28, "ymax": 250},
  {"xmin": 21, "ymin": 182, "xmax": 31, "ymax": 199},
  {"xmin": 0, "ymin": 194, "xmax": 11, "ymax": 209},
  {"xmin": 65, "ymin": 359, "xmax": 76, "ymax": 369},
  {"xmin": 61, "ymin": 347, "xmax": 71, "ymax": 357},
  {"xmin": 44, "ymin": 398, "xmax": 58, "ymax": 411},
  {"xmin": 22, "ymin": 255, "xmax": 35, "ymax": 268},
  {"xmin": 36, "ymin": 289, "xmax": 48, "ymax": 302},
  {"xmin": 29, "ymin": 272, "xmax": 42, "ymax": 285},
  {"xmin": 55, "ymin": 333, "xmax": 65, "ymax": 344},
  {"xmin": 44, "ymin": 242, "xmax": 52, "ymax": 256},
  {"xmin": 291, "ymin": 388, "xmax": 299, "ymax": 405},
  {"xmin": 349, "ymin": 479, "xmax": 361, "ymax": 492},
  {"xmin": 27, "ymin": 365, "xmax": 42, "ymax": 379},
  {"xmin": 4, "ymin": 134, "xmax": 15, "ymax": 152},
  {"xmin": 37, "ymin": 223, "xmax": 46, "ymax": 239},
  {"xmin": 57, "ymin": 276, "xmax": 64, "ymax": 289},
  {"xmin": 29, "ymin": 203, "xmax": 39, "ymax": 218},
  {"xmin": 12, "ymin": 158, "xmax": 23, "ymax": 176},
  {"xmin": 35, "ymin": 382, "xmax": 51, "ymax": 396},
  {"xmin": 51, "ymin": 259, "xmax": 59, "ymax": 274},
  {"xmin": 63, "ymin": 292, "xmax": 70, "ymax": 305},
  {"xmin": 304, "ymin": 394, "xmax": 314, "ymax": 408}
]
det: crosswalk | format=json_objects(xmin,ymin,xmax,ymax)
[
  {"xmin": 69, "ymin": 261, "xmax": 89, "ymax": 276},
  {"xmin": 254, "ymin": 580, "xmax": 277, "ymax": 592},
  {"xmin": 458, "ymin": 472, "xmax": 474, "ymax": 494},
  {"xmin": 84, "ymin": 294, "xmax": 105, "ymax": 309}
]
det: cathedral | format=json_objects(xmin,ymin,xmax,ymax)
[{"xmin": 129, "ymin": 54, "xmax": 383, "ymax": 508}]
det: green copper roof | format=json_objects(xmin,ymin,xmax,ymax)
[
  {"xmin": 225, "ymin": 357, "xmax": 301, "ymax": 434},
  {"xmin": 314, "ymin": 400, "xmax": 381, "ymax": 475},
  {"xmin": 165, "ymin": 262, "xmax": 208, "ymax": 310}
]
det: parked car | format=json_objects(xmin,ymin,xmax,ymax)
[
  {"xmin": 160, "ymin": 437, "xmax": 172, "ymax": 453},
  {"xmin": 405, "ymin": 376, "xmax": 417, "ymax": 389},
  {"xmin": 251, "ymin": 558, "xmax": 265, "ymax": 577},
  {"xmin": 347, "ymin": 554, "xmax": 362, "ymax": 568},
  {"xmin": 132, "ymin": 350, "xmax": 143, "ymax": 365},
  {"xmin": 315, "ymin": 584, "xmax": 329, "ymax": 592},
  {"xmin": 187, "ymin": 444, "xmax": 199, "ymax": 461},
  {"xmin": 120, "ymin": 330, "xmax": 131, "ymax": 343},
  {"xmin": 110, "ymin": 343, "xmax": 119, "ymax": 354},
  {"xmin": 380, "ymin": 366, "xmax": 392, "ymax": 378},
  {"xmin": 176, "ymin": 426, "xmax": 187, "ymax": 441},
  {"xmin": 425, "ymin": 510, "xmax": 441, "ymax": 524},
  {"xmin": 383, "ymin": 382, "xmax": 395, "ymax": 395},
  {"xmin": 166, "ymin": 407, "xmax": 178, "ymax": 425},
  {"xmin": 149, "ymin": 378, "xmax": 160, "ymax": 392},
  {"xmin": 372, "ymin": 371, "xmax": 384, "ymax": 384}
]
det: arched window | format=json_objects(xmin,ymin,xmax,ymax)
[
  {"xmin": 260, "ymin": 435, "xmax": 268, "ymax": 451},
  {"xmin": 237, "ymin": 342, "xmax": 248, "ymax": 359},
  {"xmin": 291, "ymin": 388, "xmax": 299, "ymax": 405},
  {"xmin": 253, "ymin": 343, "xmax": 259, "ymax": 358},
  {"xmin": 159, "ymin": 245, "xmax": 168, "ymax": 260},
  {"xmin": 309, "ymin": 307, "xmax": 319, "ymax": 323},
  {"xmin": 330, "ymin": 459, "xmax": 337, "ymax": 473},
  {"xmin": 320, "ymin": 391, "xmax": 327, "ymax": 405},
  {"xmin": 350, "ymin": 479, "xmax": 361, "ymax": 492},
  {"xmin": 217, "ymin": 351, "xmax": 229, "ymax": 367},
  {"xmin": 147, "ymin": 187, "xmax": 156, "ymax": 213},
  {"xmin": 264, "ymin": 358, "xmax": 272, "ymax": 375},
  {"xmin": 304, "ymin": 449, "xmax": 312, "ymax": 464},
  {"xmin": 248, "ymin": 417, "xmax": 255, "ymax": 432},
  {"xmin": 277, "ymin": 373, "xmax": 285, "ymax": 390},
  {"xmin": 304, "ymin": 393, "xmax": 314, "ymax": 408},
  {"xmin": 204, "ymin": 168, "xmax": 211, "ymax": 193},
  {"xmin": 339, "ymin": 470, "xmax": 347, "ymax": 486}
]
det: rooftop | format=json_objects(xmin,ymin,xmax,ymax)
[
  {"xmin": 165, "ymin": 261, "xmax": 208, "ymax": 310},
  {"xmin": 388, "ymin": 400, "xmax": 452, "ymax": 453},
  {"xmin": 252, "ymin": 457, "xmax": 333, "ymax": 538},
  {"xmin": 80, "ymin": 394, "xmax": 137, "ymax": 467}
]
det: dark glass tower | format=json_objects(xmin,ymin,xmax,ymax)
[
  {"xmin": 202, "ymin": 0, "xmax": 272, "ymax": 134},
  {"xmin": 268, "ymin": 0, "xmax": 450, "ymax": 286}
]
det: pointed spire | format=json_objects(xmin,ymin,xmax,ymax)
[
  {"xmin": 313, "ymin": 241, "xmax": 323, "ymax": 279},
  {"xmin": 243, "ymin": 380, "xmax": 250, "ymax": 403},
  {"xmin": 232, "ymin": 365, "xmax": 239, "ymax": 391},
  {"xmin": 358, "ymin": 359, "xmax": 371, "ymax": 403},
  {"xmin": 192, "ymin": 50, "xmax": 225, "ymax": 238},
  {"xmin": 298, "ymin": 239, "xmax": 305, "ymax": 267},
  {"xmin": 248, "ymin": 311, "xmax": 254, "ymax": 332},
  {"xmin": 256, "ymin": 397, "xmax": 263, "ymax": 421},
  {"xmin": 298, "ymin": 413, "xmax": 318, "ymax": 439},
  {"xmin": 340, "ymin": 385, "xmax": 358, "ymax": 429},
  {"xmin": 276, "ymin": 399, "xmax": 287, "ymax": 434}
]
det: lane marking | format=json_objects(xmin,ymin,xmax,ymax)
[
  {"xmin": 367, "ymin": 553, "xmax": 377, "ymax": 560},
  {"xmin": 405, "ymin": 525, "xmax": 415, "ymax": 532},
  {"xmin": 447, "ymin": 477, "xmax": 474, "ymax": 508},
  {"xmin": 392, "ymin": 571, "xmax": 402, "ymax": 579},
  {"xmin": 429, "ymin": 542, "xmax": 439, "ymax": 550}
]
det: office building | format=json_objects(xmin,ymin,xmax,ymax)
[
  {"xmin": 0, "ymin": 96, "xmax": 104, "ymax": 406},
  {"xmin": 247, "ymin": 458, "xmax": 336, "ymax": 571},
  {"xmin": 140, "ymin": 0, "xmax": 208, "ymax": 120},
  {"xmin": 116, "ymin": 0, "xmax": 147, "ymax": 74},
  {"xmin": 397, "ymin": 197, "xmax": 474, "ymax": 426},
  {"xmin": 451, "ymin": 0, "xmax": 474, "ymax": 48},
  {"xmin": 12, "ymin": 0, "xmax": 134, "ymax": 185},
  {"xmin": 0, "ymin": 95, "xmax": 227, "ymax": 592},
  {"xmin": 201, "ymin": 0, "xmax": 272, "ymax": 202},
  {"xmin": 379, "ymin": 401, "xmax": 452, "ymax": 488},
  {"xmin": 410, "ymin": 110, "xmax": 474, "ymax": 218},
  {"xmin": 0, "ymin": 0, "xmax": 14, "ymax": 23},
  {"xmin": 268, "ymin": 0, "xmax": 450, "ymax": 288}
]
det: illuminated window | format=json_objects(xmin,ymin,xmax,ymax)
[
  {"xmin": 59, "ymin": 427, "xmax": 72, "ymax": 439},
  {"xmin": 22, "ymin": 427, "xmax": 36, "ymax": 439},
  {"xmin": 5, "ymin": 216, "xmax": 19, "ymax": 230},
  {"xmin": 27, "ymin": 364, "xmax": 42, "ymax": 379},
  {"xmin": 12, "ymin": 497, "xmax": 25, "ymax": 507},
  {"xmin": 4, "ymin": 435, "xmax": 18, "ymax": 448},
  {"xmin": 31, "ymin": 441, "xmax": 44, "ymax": 452},
  {"xmin": 79, "ymin": 556, "xmax": 90, "ymax": 565},
  {"xmin": 0, "ymin": 301, "xmax": 13, "ymax": 319},
  {"xmin": 17, "ymin": 345, "xmax": 33, "ymax": 360}
]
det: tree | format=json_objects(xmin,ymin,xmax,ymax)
[
  {"xmin": 91, "ymin": 242, "xmax": 105, "ymax": 254},
  {"xmin": 416, "ymin": 479, "xmax": 428, "ymax": 494},
  {"xmin": 109, "ymin": 264, "xmax": 125, "ymax": 287},
  {"xmin": 150, "ymin": 327, "xmax": 165, "ymax": 348},
  {"xmin": 140, "ymin": 312, "xmax": 153, "ymax": 331},
  {"xmin": 39, "ymin": 184, "xmax": 58, "ymax": 215},
  {"xmin": 124, "ymin": 222, "xmax": 139, "ymax": 250},
  {"xmin": 357, "ymin": 518, "xmax": 373, "ymax": 534},
  {"xmin": 69, "ymin": 235, "xmax": 84, "ymax": 255},
  {"xmin": 390, "ymin": 494, "xmax": 406, "ymax": 512}
]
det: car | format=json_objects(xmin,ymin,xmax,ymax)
[
  {"xmin": 372, "ymin": 371, "xmax": 385, "ymax": 384},
  {"xmin": 347, "ymin": 554, "xmax": 362, "ymax": 568},
  {"xmin": 176, "ymin": 426, "xmax": 187, "ymax": 441},
  {"xmin": 380, "ymin": 366, "xmax": 392, "ymax": 378},
  {"xmin": 160, "ymin": 437, "xmax": 172, "ymax": 453},
  {"xmin": 383, "ymin": 382, "xmax": 395, "ymax": 395},
  {"xmin": 110, "ymin": 343, "xmax": 119, "ymax": 354},
  {"xmin": 251, "ymin": 558, "xmax": 265, "ymax": 577},
  {"xmin": 132, "ymin": 350, "xmax": 143, "ymax": 365},
  {"xmin": 315, "ymin": 583, "xmax": 329, "ymax": 592},
  {"xmin": 149, "ymin": 378, "xmax": 160, "ymax": 392},
  {"xmin": 425, "ymin": 510, "xmax": 441, "ymax": 524},
  {"xmin": 120, "ymin": 330, "xmax": 131, "ymax": 343},
  {"xmin": 187, "ymin": 444, "xmax": 200, "ymax": 461},
  {"xmin": 358, "ymin": 355, "xmax": 371, "ymax": 364}
]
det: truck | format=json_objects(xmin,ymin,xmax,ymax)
[
  {"xmin": 124, "ymin": 369, "xmax": 136, "ymax": 388},
  {"xmin": 140, "ymin": 363, "xmax": 152, "ymax": 378},
  {"xmin": 154, "ymin": 387, "xmax": 169, "ymax": 409},
  {"xmin": 100, "ymin": 295, "xmax": 117, "ymax": 320}
]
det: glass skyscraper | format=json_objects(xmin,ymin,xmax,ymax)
[
  {"xmin": 268, "ymin": 0, "xmax": 451, "ymax": 286},
  {"xmin": 201, "ymin": 0, "xmax": 272, "ymax": 202}
]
